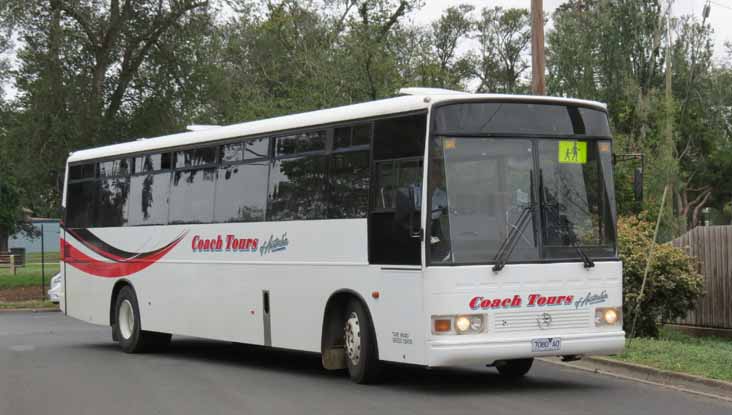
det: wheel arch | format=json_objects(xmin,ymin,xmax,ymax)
[
  {"xmin": 320, "ymin": 289, "xmax": 377, "ymax": 370},
  {"xmin": 109, "ymin": 279, "xmax": 133, "ymax": 327}
]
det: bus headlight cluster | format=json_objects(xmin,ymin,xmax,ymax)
[
  {"xmin": 432, "ymin": 315, "xmax": 484, "ymax": 335},
  {"xmin": 595, "ymin": 307, "xmax": 622, "ymax": 326}
]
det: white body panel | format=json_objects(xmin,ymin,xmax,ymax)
[
  {"xmin": 62, "ymin": 219, "xmax": 623, "ymax": 366},
  {"xmin": 61, "ymin": 91, "xmax": 622, "ymax": 368},
  {"xmin": 62, "ymin": 220, "xmax": 428, "ymax": 363}
]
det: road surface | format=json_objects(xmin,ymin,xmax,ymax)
[{"xmin": 1, "ymin": 311, "xmax": 730, "ymax": 415}]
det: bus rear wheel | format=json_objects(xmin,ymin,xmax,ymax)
[
  {"xmin": 113, "ymin": 285, "xmax": 171, "ymax": 353},
  {"xmin": 343, "ymin": 299, "xmax": 380, "ymax": 384},
  {"xmin": 495, "ymin": 358, "xmax": 533, "ymax": 378}
]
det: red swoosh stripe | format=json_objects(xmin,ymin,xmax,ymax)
[{"xmin": 62, "ymin": 233, "xmax": 186, "ymax": 278}]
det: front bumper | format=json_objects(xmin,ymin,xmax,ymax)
[{"xmin": 427, "ymin": 331, "xmax": 625, "ymax": 367}]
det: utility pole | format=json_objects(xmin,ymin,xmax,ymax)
[{"xmin": 531, "ymin": 0, "xmax": 546, "ymax": 95}]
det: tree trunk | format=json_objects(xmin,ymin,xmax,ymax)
[{"xmin": 0, "ymin": 228, "xmax": 8, "ymax": 253}]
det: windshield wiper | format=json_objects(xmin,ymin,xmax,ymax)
[
  {"xmin": 574, "ymin": 243, "xmax": 595, "ymax": 268},
  {"xmin": 492, "ymin": 204, "xmax": 535, "ymax": 272}
]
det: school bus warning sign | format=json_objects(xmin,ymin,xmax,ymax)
[{"xmin": 558, "ymin": 140, "xmax": 587, "ymax": 164}]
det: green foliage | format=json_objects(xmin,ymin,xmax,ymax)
[
  {"xmin": 617, "ymin": 215, "xmax": 704, "ymax": 338},
  {"xmin": 471, "ymin": 6, "xmax": 531, "ymax": 93},
  {"xmin": 0, "ymin": 174, "xmax": 22, "ymax": 252}
]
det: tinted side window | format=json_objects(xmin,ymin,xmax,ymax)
[
  {"xmin": 245, "ymin": 137, "xmax": 270, "ymax": 159},
  {"xmin": 128, "ymin": 173, "xmax": 171, "ymax": 226},
  {"xmin": 95, "ymin": 178, "xmax": 129, "ymax": 227},
  {"xmin": 268, "ymin": 156, "xmax": 328, "ymax": 221},
  {"xmin": 97, "ymin": 159, "xmax": 130, "ymax": 177},
  {"xmin": 334, "ymin": 124, "xmax": 370, "ymax": 150},
  {"xmin": 175, "ymin": 147, "xmax": 217, "ymax": 168},
  {"xmin": 373, "ymin": 114, "xmax": 426, "ymax": 160},
  {"xmin": 69, "ymin": 163, "xmax": 95, "ymax": 180},
  {"xmin": 66, "ymin": 181, "xmax": 96, "ymax": 228},
  {"xmin": 220, "ymin": 143, "xmax": 243, "ymax": 163},
  {"xmin": 275, "ymin": 131, "xmax": 326, "ymax": 157},
  {"xmin": 214, "ymin": 161, "xmax": 269, "ymax": 222},
  {"xmin": 328, "ymin": 151, "xmax": 370, "ymax": 218},
  {"xmin": 168, "ymin": 168, "xmax": 216, "ymax": 224},
  {"xmin": 135, "ymin": 153, "xmax": 171, "ymax": 172}
]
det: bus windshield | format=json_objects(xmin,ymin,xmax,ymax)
[{"xmin": 428, "ymin": 104, "xmax": 616, "ymax": 266}]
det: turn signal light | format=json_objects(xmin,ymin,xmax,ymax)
[{"xmin": 434, "ymin": 319, "xmax": 452, "ymax": 333}]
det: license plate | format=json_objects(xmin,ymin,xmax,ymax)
[{"xmin": 531, "ymin": 337, "xmax": 561, "ymax": 352}]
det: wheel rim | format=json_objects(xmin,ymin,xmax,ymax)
[
  {"xmin": 119, "ymin": 299, "xmax": 135, "ymax": 340},
  {"xmin": 344, "ymin": 311, "xmax": 361, "ymax": 366}
]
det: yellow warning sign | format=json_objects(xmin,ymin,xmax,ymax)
[{"xmin": 558, "ymin": 141, "xmax": 587, "ymax": 164}]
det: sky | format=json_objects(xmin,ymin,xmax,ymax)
[{"xmin": 412, "ymin": 0, "xmax": 732, "ymax": 61}]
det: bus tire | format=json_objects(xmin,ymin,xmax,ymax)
[
  {"xmin": 343, "ymin": 299, "xmax": 381, "ymax": 384},
  {"xmin": 495, "ymin": 358, "xmax": 533, "ymax": 378},
  {"xmin": 112, "ymin": 285, "xmax": 171, "ymax": 353}
]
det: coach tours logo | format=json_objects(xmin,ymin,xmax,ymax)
[
  {"xmin": 191, "ymin": 233, "xmax": 289, "ymax": 255},
  {"xmin": 260, "ymin": 233, "xmax": 289, "ymax": 256}
]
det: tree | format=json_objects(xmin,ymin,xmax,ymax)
[
  {"xmin": 2, "ymin": 0, "xmax": 214, "ymax": 215},
  {"xmin": 471, "ymin": 6, "xmax": 531, "ymax": 93},
  {"xmin": 0, "ymin": 175, "xmax": 21, "ymax": 253}
]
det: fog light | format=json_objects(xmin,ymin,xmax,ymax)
[
  {"xmin": 455, "ymin": 316, "xmax": 471, "ymax": 333},
  {"xmin": 595, "ymin": 307, "xmax": 622, "ymax": 326},
  {"xmin": 604, "ymin": 309, "xmax": 618, "ymax": 325}
]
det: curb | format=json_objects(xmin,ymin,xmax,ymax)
[
  {"xmin": 584, "ymin": 356, "xmax": 732, "ymax": 393},
  {"xmin": 540, "ymin": 356, "xmax": 732, "ymax": 403},
  {"xmin": 0, "ymin": 307, "xmax": 60, "ymax": 313}
]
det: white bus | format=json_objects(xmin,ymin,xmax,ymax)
[{"xmin": 60, "ymin": 88, "xmax": 624, "ymax": 383}]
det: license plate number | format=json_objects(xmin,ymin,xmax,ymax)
[{"xmin": 531, "ymin": 337, "xmax": 561, "ymax": 352}]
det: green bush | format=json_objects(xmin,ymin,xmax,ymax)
[{"xmin": 618, "ymin": 215, "xmax": 704, "ymax": 338}]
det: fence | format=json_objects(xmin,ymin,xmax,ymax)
[
  {"xmin": 0, "ymin": 254, "xmax": 17, "ymax": 275},
  {"xmin": 671, "ymin": 226, "xmax": 732, "ymax": 329}
]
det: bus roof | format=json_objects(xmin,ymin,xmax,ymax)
[{"xmin": 66, "ymin": 93, "xmax": 607, "ymax": 164}]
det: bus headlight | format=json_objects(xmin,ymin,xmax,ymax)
[
  {"xmin": 433, "ymin": 315, "xmax": 484, "ymax": 334},
  {"xmin": 595, "ymin": 307, "xmax": 622, "ymax": 326}
]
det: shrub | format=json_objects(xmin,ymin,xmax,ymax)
[{"xmin": 618, "ymin": 215, "xmax": 704, "ymax": 338}]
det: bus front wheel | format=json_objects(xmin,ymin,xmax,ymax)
[
  {"xmin": 343, "ymin": 299, "xmax": 381, "ymax": 384},
  {"xmin": 495, "ymin": 358, "xmax": 533, "ymax": 378},
  {"xmin": 113, "ymin": 285, "xmax": 171, "ymax": 353}
]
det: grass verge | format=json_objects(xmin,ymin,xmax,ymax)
[
  {"xmin": 0, "ymin": 263, "xmax": 60, "ymax": 289},
  {"xmin": 0, "ymin": 299, "xmax": 58, "ymax": 310},
  {"xmin": 610, "ymin": 326, "xmax": 732, "ymax": 382}
]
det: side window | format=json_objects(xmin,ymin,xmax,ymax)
[
  {"xmin": 69, "ymin": 163, "xmax": 95, "ymax": 181},
  {"xmin": 329, "ymin": 150, "xmax": 370, "ymax": 219},
  {"xmin": 97, "ymin": 159, "xmax": 130, "ymax": 177},
  {"xmin": 268, "ymin": 156, "xmax": 328, "ymax": 221},
  {"xmin": 372, "ymin": 114, "xmax": 426, "ymax": 160},
  {"xmin": 169, "ymin": 147, "xmax": 217, "ymax": 224},
  {"xmin": 175, "ymin": 147, "xmax": 217, "ymax": 168},
  {"xmin": 66, "ymin": 181, "xmax": 96, "ymax": 228},
  {"xmin": 267, "ymin": 130, "xmax": 329, "ymax": 221},
  {"xmin": 129, "ymin": 153, "xmax": 171, "ymax": 226},
  {"xmin": 214, "ymin": 137, "xmax": 270, "ymax": 223},
  {"xmin": 275, "ymin": 131, "xmax": 326, "ymax": 157},
  {"xmin": 95, "ymin": 178, "xmax": 129, "ymax": 227},
  {"xmin": 373, "ymin": 159, "xmax": 423, "ymax": 210}
]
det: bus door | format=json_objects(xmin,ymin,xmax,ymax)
[{"xmin": 367, "ymin": 113, "xmax": 427, "ymax": 364}]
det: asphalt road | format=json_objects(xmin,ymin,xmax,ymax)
[{"xmin": 1, "ymin": 311, "xmax": 731, "ymax": 415}]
